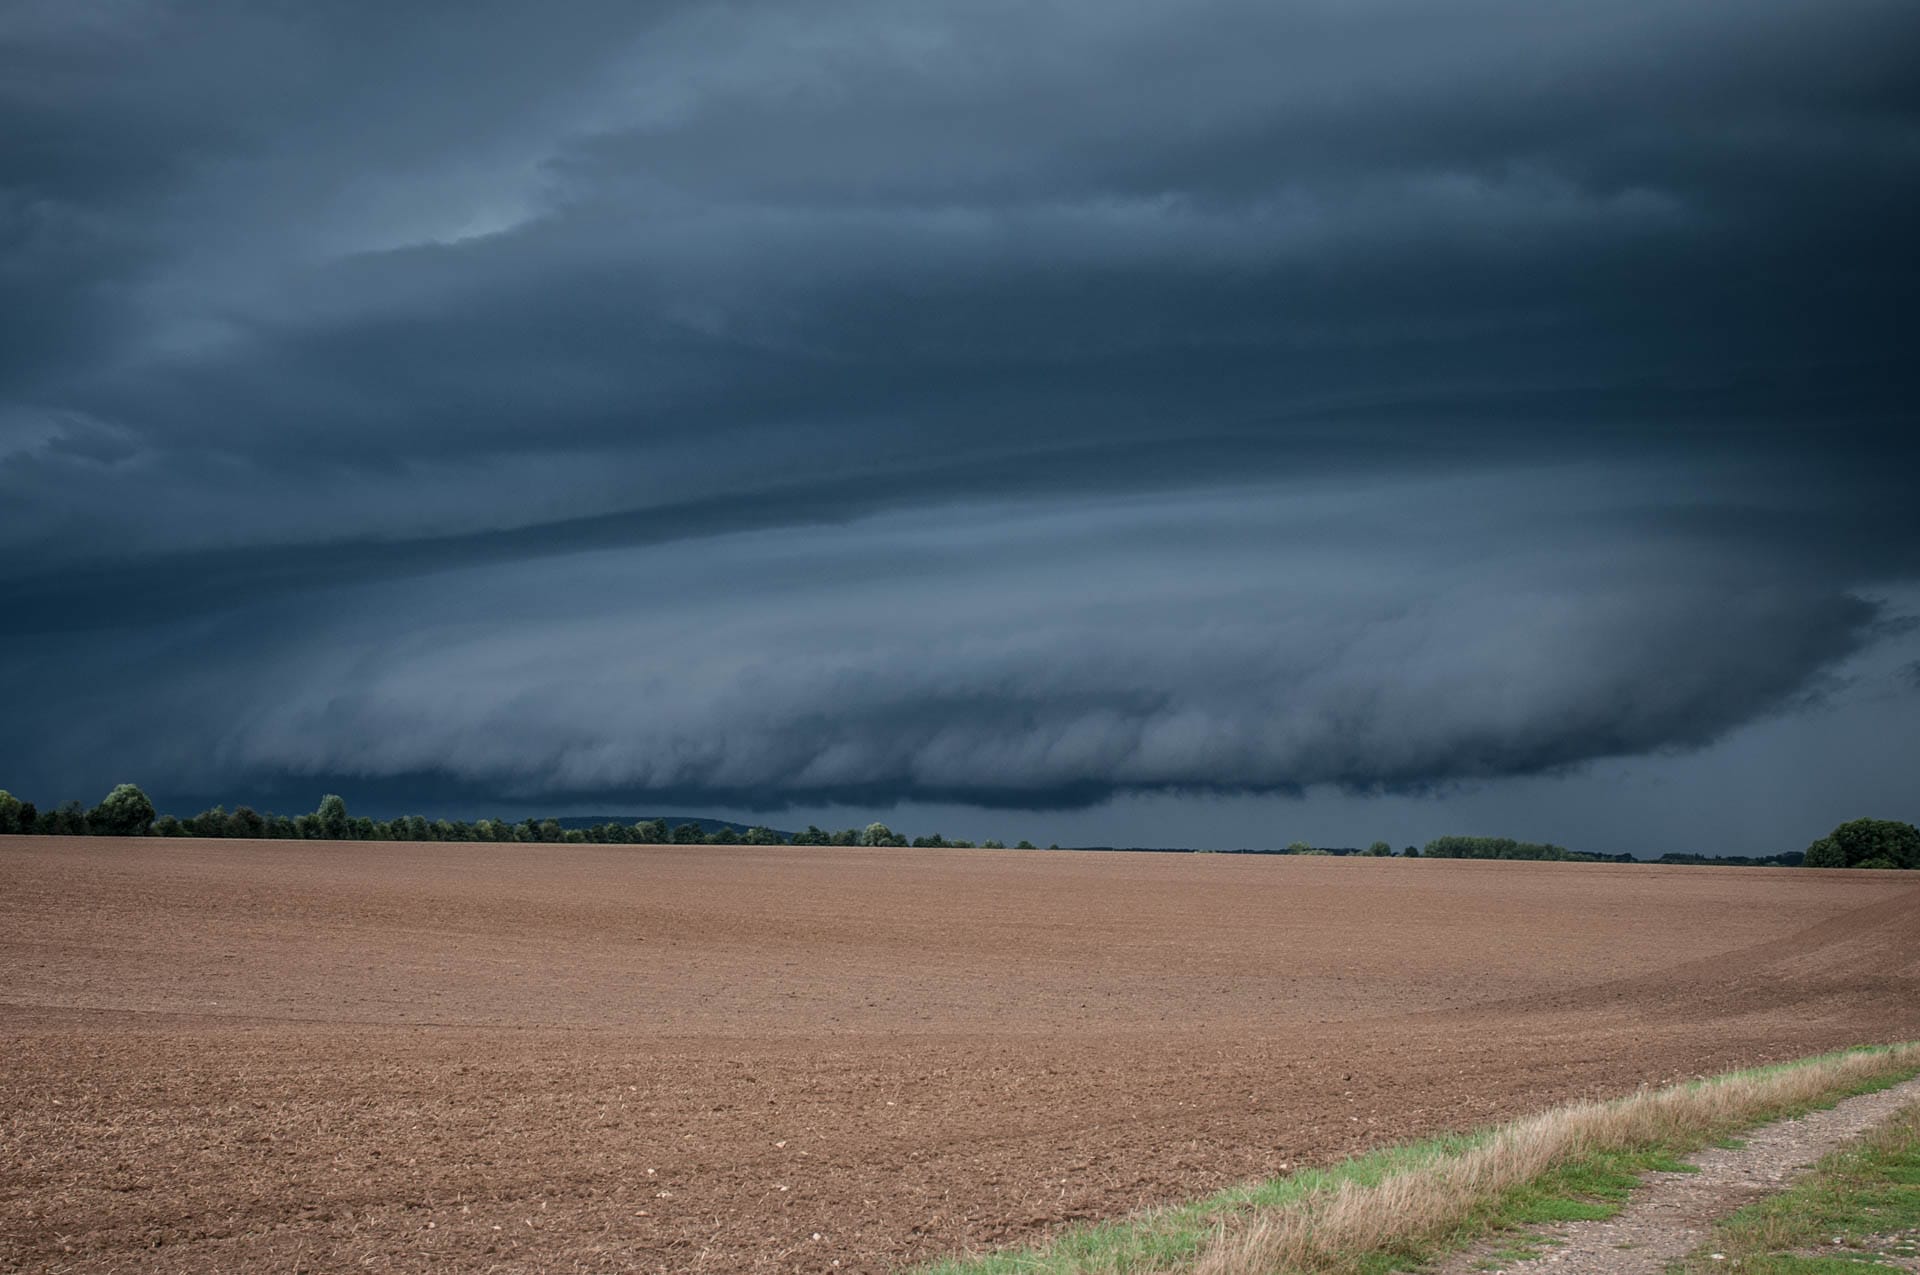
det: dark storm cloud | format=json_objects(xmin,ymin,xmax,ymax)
[{"xmin": 2, "ymin": 0, "xmax": 1916, "ymax": 812}]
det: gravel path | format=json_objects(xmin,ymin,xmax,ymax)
[{"xmin": 1431, "ymin": 1073, "xmax": 1920, "ymax": 1275}]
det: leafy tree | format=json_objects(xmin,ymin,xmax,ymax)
[
  {"xmin": 1016, "ymin": 840, "xmax": 1037, "ymax": 850},
  {"xmin": 982, "ymin": 839, "xmax": 1006, "ymax": 849},
  {"xmin": 912, "ymin": 833, "xmax": 948, "ymax": 848},
  {"xmin": 633, "ymin": 819, "xmax": 669, "ymax": 844},
  {"xmin": 86, "ymin": 784, "xmax": 155, "ymax": 836},
  {"xmin": 0, "ymin": 790, "xmax": 23, "ymax": 835},
  {"xmin": 188, "ymin": 805, "xmax": 228, "ymax": 837},
  {"xmin": 44, "ymin": 801, "xmax": 91, "ymax": 835},
  {"xmin": 1366, "ymin": 841, "xmax": 1393, "ymax": 857},
  {"xmin": 790, "ymin": 824, "xmax": 830, "ymax": 846},
  {"xmin": 226, "ymin": 806, "xmax": 266, "ymax": 839},
  {"xmin": 1286, "ymin": 840, "xmax": 1314, "ymax": 853},
  {"xmin": 153, "ymin": 814, "xmax": 186, "ymax": 836},
  {"xmin": 743, "ymin": 826, "xmax": 783, "ymax": 845},
  {"xmin": 830, "ymin": 827, "xmax": 861, "ymax": 846},
  {"xmin": 1404, "ymin": 845, "xmax": 1419, "ymax": 857},
  {"xmin": 1804, "ymin": 818, "xmax": 1918, "ymax": 869},
  {"xmin": 314, "ymin": 794, "xmax": 350, "ymax": 840},
  {"xmin": 671, "ymin": 822, "xmax": 706, "ymax": 844}
]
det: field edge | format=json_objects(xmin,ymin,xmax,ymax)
[{"xmin": 918, "ymin": 1042, "xmax": 1920, "ymax": 1275}]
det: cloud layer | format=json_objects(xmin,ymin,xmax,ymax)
[{"xmin": 3, "ymin": 1, "xmax": 1916, "ymax": 821}]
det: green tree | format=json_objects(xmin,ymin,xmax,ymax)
[
  {"xmin": 1366, "ymin": 840, "xmax": 1392, "ymax": 856},
  {"xmin": 1804, "ymin": 818, "xmax": 1918, "ymax": 869},
  {"xmin": 1404, "ymin": 845, "xmax": 1419, "ymax": 857},
  {"xmin": 1016, "ymin": 840, "xmax": 1037, "ymax": 850},
  {"xmin": 742, "ymin": 826, "xmax": 783, "ymax": 845},
  {"xmin": 0, "ymin": 790, "xmax": 23, "ymax": 835},
  {"xmin": 671, "ymin": 822, "xmax": 706, "ymax": 844},
  {"xmin": 226, "ymin": 806, "xmax": 267, "ymax": 839},
  {"xmin": 44, "ymin": 801, "xmax": 91, "ymax": 835},
  {"xmin": 88, "ymin": 784, "xmax": 156, "ymax": 836},
  {"xmin": 315, "ymin": 794, "xmax": 350, "ymax": 840},
  {"xmin": 634, "ymin": 819, "xmax": 669, "ymax": 844},
  {"xmin": 1286, "ymin": 840, "xmax": 1313, "ymax": 854}
]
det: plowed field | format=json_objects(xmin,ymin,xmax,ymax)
[{"xmin": 3, "ymin": 837, "xmax": 1917, "ymax": 1272}]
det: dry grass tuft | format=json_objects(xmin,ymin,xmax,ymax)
[{"xmin": 1196, "ymin": 1044, "xmax": 1920, "ymax": 1275}]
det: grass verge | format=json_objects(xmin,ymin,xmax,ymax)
[
  {"xmin": 1671, "ymin": 1099, "xmax": 1920, "ymax": 1273},
  {"xmin": 918, "ymin": 1043, "xmax": 1920, "ymax": 1275}
]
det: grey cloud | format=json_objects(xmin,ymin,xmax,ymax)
[
  {"xmin": 0, "ymin": 481, "xmax": 1886, "ymax": 809},
  {"xmin": 2, "ymin": 1, "xmax": 1916, "ymax": 821}
]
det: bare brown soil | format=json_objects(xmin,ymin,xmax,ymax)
[{"xmin": 3, "ymin": 838, "xmax": 1916, "ymax": 1273}]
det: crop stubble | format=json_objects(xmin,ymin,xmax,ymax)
[{"xmin": 2, "ymin": 838, "xmax": 1916, "ymax": 1272}]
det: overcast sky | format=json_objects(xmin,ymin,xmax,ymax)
[{"xmin": 4, "ymin": 1, "xmax": 1917, "ymax": 853}]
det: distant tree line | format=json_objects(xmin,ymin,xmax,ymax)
[
  {"xmin": 0, "ymin": 787, "xmax": 1061, "ymax": 850},
  {"xmin": 3, "ymin": 785, "xmax": 1911, "ymax": 868},
  {"xmin": 1420, "ymin": 835, "xmax": 1586, "ymax": 861},
  {"xmin": 1651, "ymin": 851, "xmax": 1806, "ymax": 867}
]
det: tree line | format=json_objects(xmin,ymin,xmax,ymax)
[
  {"xmin": 1, "ymin": 784, "xmax": 1911, "ymax": 867},
  {"xmin": 0, "ymin": 786, "xmax": 1057, "ymax": 850}
]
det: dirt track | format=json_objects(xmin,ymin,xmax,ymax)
[{"xmin": 3, "ymin": 838, "xmax": 1917, "ymax": 1272}]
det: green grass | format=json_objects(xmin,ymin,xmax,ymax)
[
  {"xmin": 916, "ymin": 1131, "xmax": 1494, "ymax": 1275},
  {"xmin": 1670, "ymin": 1102, "xmax": 1920, "ymax": 1274},
  {"xmin": 917, "ymin": 1046, "xmax": 1920, "ymax": 1275}
]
